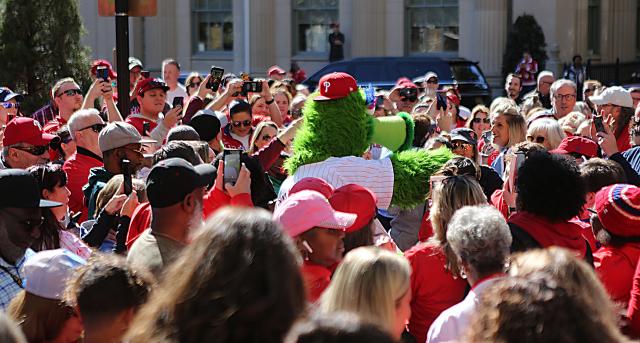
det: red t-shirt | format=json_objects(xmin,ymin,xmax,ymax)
[
  {"xmin": 63, "ymin": 151, "xmax": 103, "ymax": 223},
  {"xmin": 125, "ymin": 115, "xmax": 158, "ymax": 136},
  {"xmin": 594, "ymin": 244, "xmax": 640, "ymax": 306},
  {"xmin": 301, "ymin": 261, "xmax": 332, "ymax": 303},
  {"xmin": 405, "ymin": 244, "xmax": 468, "ymax": 343}
]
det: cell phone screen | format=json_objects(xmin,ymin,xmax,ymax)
[
  {"xmin": 208, "ymin": 67, "xmax": 224, "ymax": 91},
  {"xmin": 223, "ymin": 150, "xmax": 241, "ymax": 186}
]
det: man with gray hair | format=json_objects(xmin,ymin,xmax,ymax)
[
  {"xmin": 427, "ymin": 205, "xmax": 512, "ymax": 343},
  {"xmin": 528, "ymin": 79, "xmax": 578, "ymax": 125},
  {"xmin": 63, "ymin": 109, "xmax": 106, "ymax": 221},
  {"xmin": 523, "ymin": 70, "xmax": 555, "ymax": 109}
]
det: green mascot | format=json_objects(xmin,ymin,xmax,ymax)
[{"xmin": 280, "ymin": 72, "xmax": 452, "ymax": 210}]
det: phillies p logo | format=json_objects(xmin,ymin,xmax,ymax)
[{"xmin": 323, "ymin": 81, "xmax": 331, "ymax": 93}]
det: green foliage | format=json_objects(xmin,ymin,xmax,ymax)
[
  {"xmin": 390, "ymin": 147, "xmax": 453, "ymax": 209},
  {"xmin": 285, "ymin": 90, "xmax": 372, "ymax": 174},
  {"xmin": 501, "ymin": 14, "xmax": 548, "ymax": 79},
  {"xmin": 0, "ymin": 0, "xmax": 91, "ymax": 114}
]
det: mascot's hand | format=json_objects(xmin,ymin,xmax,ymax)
[{"xmin": 369, "ymin": 112, "xmax": 414, "ymax": 152}]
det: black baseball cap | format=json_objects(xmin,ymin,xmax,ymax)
[
  {"xmin": 146, "ymin": 158, "xmax": 215, "ymax": 208},
  {"xmin": 450, "ymin": 128, "xmax": 478, "ymax": 146},
  {"xmin": 188, "ymin": 109, "xmax": 222, "ymax": 142},
  {"xmin": 0, "ymin": 169, "xmax": 62, "ymax": 208}
]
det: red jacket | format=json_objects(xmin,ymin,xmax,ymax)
[
  {"xmin": 42, "ymin": 115, "xmax": 68, "ymax": 134},
  {"xmin": 301, "ymin": 261, "xmax": 332, "ymax": 303},
  {"xmin": 405, "ymin": 244, "xmax": 468, "ymax": 343},
  {"xmin": 509, "ymin": 211, "xmax": 590, "ymax": 259},
  {"xmin": 627, "ymin": 260, "xmax": 640, "ymax": 337},
  {"xmin": 63, "ymin": 149, "xmax": 103, "ymax": 223},
  {"xmin": 594, "ymin": 243, "xmax": 640, "ymax": 305}
]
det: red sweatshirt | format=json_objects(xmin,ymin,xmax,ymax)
[
  {"xmin": 405, "ymin": 244, "xmax": 467, "ymax": 343},
  {"xmin": 301, "ymin": 261, "xmax": 332, "ymax": 303},
  {"xmin": 594, "ymin": 243, "xmax": 640, "ymax": 306},
  {"xmin": 63, "ymin": 149, "xmax": 103, "ymax": 223}
]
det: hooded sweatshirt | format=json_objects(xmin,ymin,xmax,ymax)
[{"xmin": 82, "ymin": 167, "xmax": 115, "ymax": 220}]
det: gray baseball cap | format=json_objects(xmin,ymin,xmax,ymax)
[{"xmin": 98, "ymin": 122, "xmax": 156, "ymax": 152}]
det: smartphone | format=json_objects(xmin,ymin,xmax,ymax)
[
  {"xmin": 436, "ymin": 91, "xmax": 448, "ymax": 110},
  {"xmin": 242, "ymin": 81, "xmax": 262, "ymax": 94},
  {"xmin": 594, "ymin": 115, "xmax": 606, "ymax": 133},
  {"xmin": 141, "ymin": 70, "xmax": 150, "ymax": 78},
  {"xmin": 172, "ymin": 96, "xmax": 184, "ymax": 109},
  {"xmin": 208, "ymin": 66, "xmax": 224, "ymax": 91},
  {"xmin": 223, "ymin": 149, "xmax": 241, "ymax": 186},
  {"xmin": 481, "ymin": 131, "xmax": 492, "ymax": 146},
  {"xmin": 399, "ymin": 88, "xmax": 418, "ymax": 101},
  {"xmin": 507, "ymin": 152, "xmax": 526, "ymax": 194},
  {"xmin": 142, "ymin": 122, "xmax": 151, "ymax": 137},
  {"xmin": 375, "ymin": 95, "xmax": 385, "ymax": 109},
  {"xmin": 96, "ymin": 66, "xmax": 109, "ymax": 81},
  {"xmin": 121, "ymin": 159, "xmax": 133, "ymax": 196}
]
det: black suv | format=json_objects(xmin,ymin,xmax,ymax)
[{"xmin": 302, "ymin": 56, "xmax": 492, "ymax": 108}]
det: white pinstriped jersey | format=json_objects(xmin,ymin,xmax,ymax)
[{"xmin": 278, "ymin": 156, "xmax": 395, "ymax": 209}]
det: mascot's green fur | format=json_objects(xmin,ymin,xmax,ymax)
[{"xmin": 285, "ymin": 87, "xmax": 452, "ymax": 210}]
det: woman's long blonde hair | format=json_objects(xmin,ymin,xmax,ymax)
[
  {"xmin": 249, "ymin": 121, "xmax": 278, "ymax": 154},
  {"xmin": 318, "ymin": 247, "xmax": 410, "ymax": 336},
  {"xmin": 428, "ymin": 175, "xmax": 487, "ymax": 276},
  {"xmin": 7, "ymin": 291, "xmax": 76, "ymax": 343}
]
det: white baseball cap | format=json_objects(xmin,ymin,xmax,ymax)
[
  {"xmin": 589, "ymin": 86, "xmax": 634, "ymax": 108},
  {"xmin": 22, "ymin": 249, "xmax": 86, "ymax": 300}
]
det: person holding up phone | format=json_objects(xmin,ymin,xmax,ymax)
[
  {"xmin": 81, "ymin": 72, "xmax": 124, "ymax": 125},
  {"xmin": 126, "ymin": 78, "xmax": 182, "ymax": 144}
]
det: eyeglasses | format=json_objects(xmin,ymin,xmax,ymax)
[
  {"xmin": 232, "ymin": 120, "xmax": 252, "ymax": 127},
  {"xmin": 1, "ymin": 103, "xmax": 19, "ymax": 109},
  {"xmin": 527, "ymin": 135, "xmax": 546, "ymax": 144},
  {"xmin": 554, "ymin": 94, "xmax": 576, "ymax": 101},
  {"xmin": 472, "ymin": 117, "xmax": 490, "ymax": 124},
  {"xmin": 12, "ymin": 145, "xmax": 48, "ymax": 156},
  {"xmin": 260, "ymin": 134, "xmax": 273, "ymax": 141},
  {"xmin": 79, "ymin": 123, "xmax": 106, "ymax": 133},
  {"xmin": 122, "ymin": 146, "xmax": 144, "ymax": 155},
  {"xmin": 56, "ymin": 89, "xmax": 82, "ymax": 97}
]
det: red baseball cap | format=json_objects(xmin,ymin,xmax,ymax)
[
  {"xmin": 90, "ymin": 59, "xmax": 117, "ymax": 79},
  {"xmin": 395, "ymin": 77, "xmax": 412, "ymax": 87},
  {"xmin": 314, "ymin": 72, "xmax": 358, "ymax": 101},
  {"xmin": 273, "ymin": 190, "xmax": 357, "ymax": 238},
  {"xmin": 594, "ymin": 184, "xmax": 640, "ymax": 237},
  {"xmin": 3, "ymin": 117, "xmax": 59, "ymax": 147},
  {"xmin": 268, "ymin": 65, "xmax": 286, "ymax": 76},
  {"xmin": 447, "ymin": 93, "xmax": 461, "ymax": 107},
  {"xmin": 289, "ymin": 177, "xmax": 335, "ymax": 199},
  {"xmin": 329, "ymin": 184, "xmax": 377, "ymax": 233},
  {"xmin": 550, "ymin": 136, "xmax": 598, "ymax": 158},
  {"xmin": 135, "ymin": 78, "xmax": 169, "ymax": 97}
]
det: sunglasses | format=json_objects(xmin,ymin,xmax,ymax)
[
  {"xmin": 20, "ymin": 216, "xmax": 45, "ymax": 230},
  {"xmin": 554, "ymin": 94, "xmax": 576, "ymax": 101},
  {"xmin": 261, "ymin": 134, "xmax": 273, "ymax": 141},
  {"xmin": 188, "ymin": 82, "xmax": 201, "ymax": 88},
  {"xmin": 56, "ymin": 89, "xmax": 82, "ymax": 97},
  {"xmin": 13, "ymin": 145, "xmax": 48, "ymax": 156},
  {"xmin": 79, "ymin": 123, "xmax": 106, "ymax": 133},
  {"xmin": 452, "ymin": 142, "xmax": 471, "ymax": 150},
  {"xmin": 233, "ymin": 120, "xmax": 252, "ymax": 127},
  {"xmin": 472, "ymin": 117, "xmax": 490, "ymax": 124},
  {"xmin": 527, "ymin": 135, "xmax": 546, "ymax": 144},
  {"xmin": 426, "ymin": 79, "xmax": 439, "ymax": 84},
  {"xmin": 1, "ymin": 103, "xmax": 19, "ymax": 109}
]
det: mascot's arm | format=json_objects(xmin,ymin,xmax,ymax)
[{"xmin": 390, "ymin": 147, "xmax": 453, "ymax": 209}]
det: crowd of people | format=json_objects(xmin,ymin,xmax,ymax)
[{"xmin": 1, "ymin": 53, "xmax": 640, "ymax": 343}]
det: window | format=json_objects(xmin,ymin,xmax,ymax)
[
  {"xmin": 192, "ymin": 0, "xmax": 233, "ymax": 53},
  {"xmin": 587, "ymin": 0, "xmax": 600, "ymax": 55},
  {"xmin": 292, "ymin": 0, "xmax": 339, "ymax": 55},
  {"xmin": 406, "ymin": 0, "xmax": 459, "ymax": 54}
]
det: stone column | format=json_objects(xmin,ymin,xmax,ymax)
[
  {"xmin": 385, "ymin": 0, "xmax": 404, "ymax": 56},
  {"xmin": 459, "ymin": 0, "xmax": 508, "ymax": 96}
]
